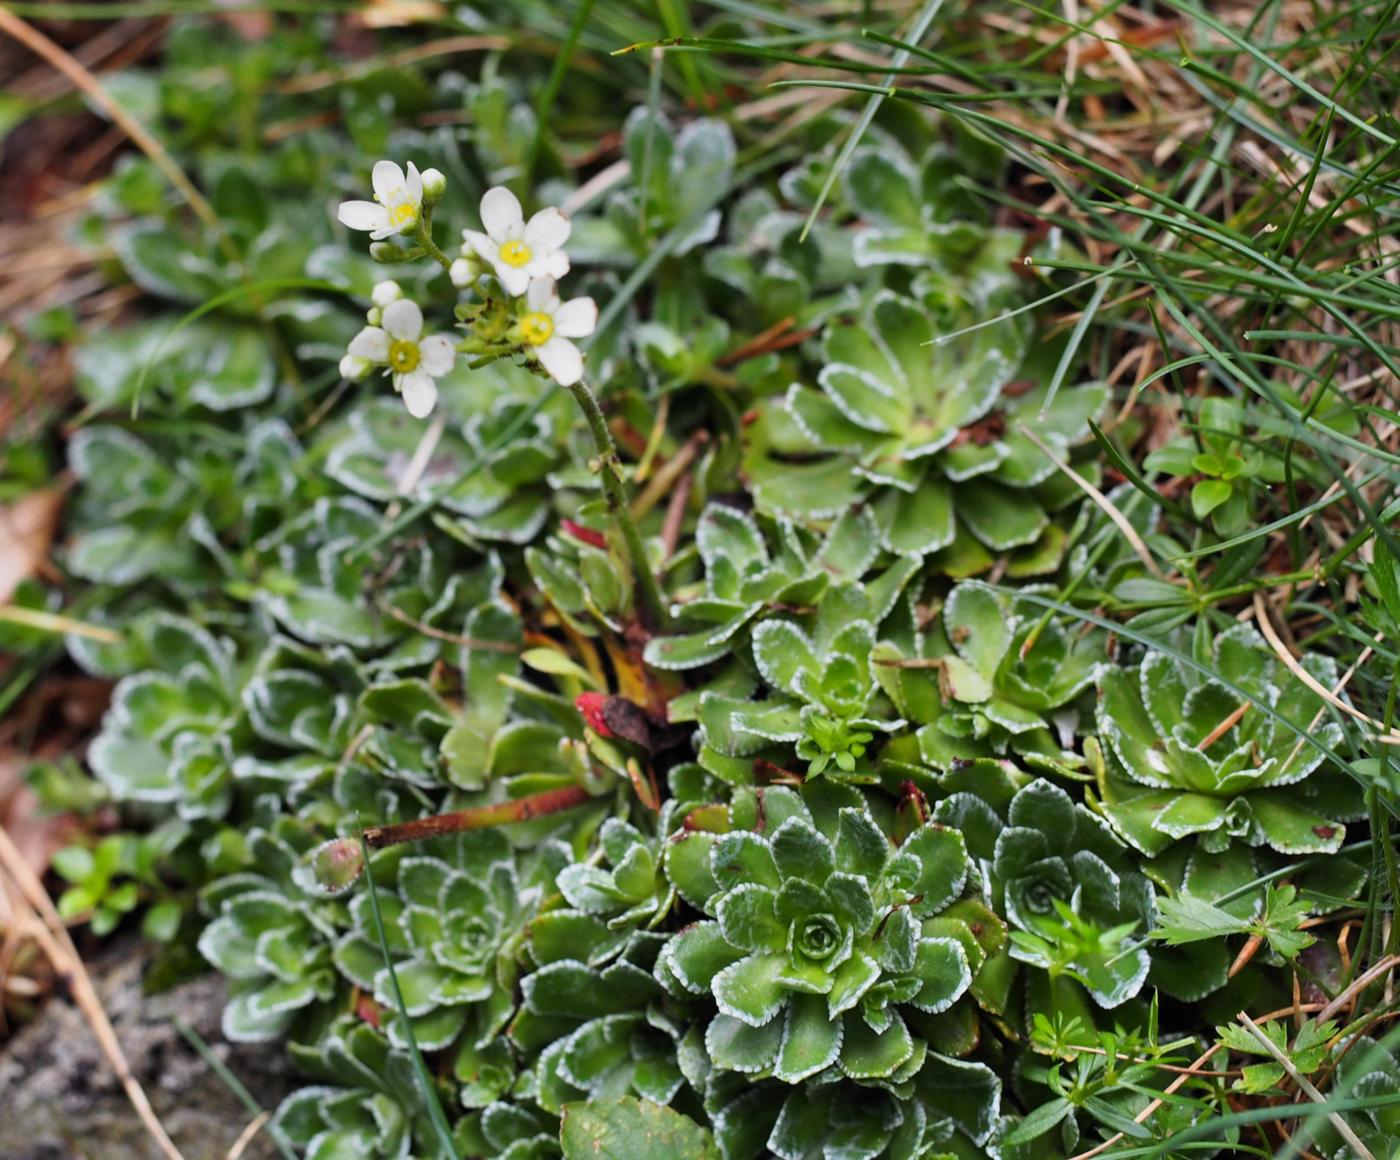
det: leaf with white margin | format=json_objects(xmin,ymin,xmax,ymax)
[
  {"xmin": 956, "ymin": 479, "xmax": 1048, "ymax": 550},
  {"xmin": 872, "ymin": 472, "xmax": 955, "ymax": 556},
  {"xmin": 825, "ymin": 951, "xmax": 881, "ymax": 1020},
  {"xmin": 841, "ymin": 147, "xmax": 921, "ymax": 228},
  {"xmin": 664, "ymin": 833, "xmax": 720, "ymax": 910},
  {"xmin": 838, "ymin": 1010, "xmax": 914, "ymax": 1079},
  {"xmin": 916, "ymin": 1053, "xmax": 1002, "ymax": 1145},
  {"xmin": 644, "ymin": 604, "xmax": 763, "ymax": 671},
  {"xmin": 661, "ymin": 922, "xmax": 743, "ymax": 993},
  {"xmin": 705, "ymin": 1012, "xmax": 782, "ymax": 1074},
  {"xmin": 696, "ymin": 503, "xmax": 768, "ymax": 581},
  {"xmin": 222, "ymin": 989, "xmax": 292, "ymax": 1043},
  {"xmin": 768, "ymin": 817, "xmax": 836, "ymax": 884},
  {"xmin": 713, "ymin": 953, "xmax": 789, "ymax": 1027},
  {"xmin": 785, "ymin": 384, "xmax": 890, "ymax": 455},
  {"xmin": 751, "ymin": 619, "xmax": 819, "ymax": 697},
  {"xmin": 944, "ymin": 583, "xmax": 1010, "ymax": 677},
  {"xmin": 774, "ymin": 993, "xmax": 843, "ymax": 1083},
  {"xmin": 813, "ymin": 507, "xmax": 882, "ymax": 583},
  {"xmin": 816, "ymin": 364, "xmax": 909, "ymax": 435}
]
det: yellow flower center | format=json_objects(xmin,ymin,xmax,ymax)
[
  {"xmin": 389, "ymin": 339, "xmax": 420, "ymax": 373},
  {"xmin": 499, "ymin": 239, "xmax": 534, "ymax": 268},
  {"xmin": 390, "ymin": 202, "xmax": 417, "ymax": 226},
  {"xmin": 519, "ymin": 312, "xmax": 554, "ymax": 346}
]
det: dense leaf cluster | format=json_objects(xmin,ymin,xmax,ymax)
[{"xmin": 24, "ymin": 16, "xmax": 1393, "ymax": 1160}]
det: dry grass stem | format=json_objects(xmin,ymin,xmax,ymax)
[
  {"xmin": 1015, "ymin": 420, "xmax": 1165, "ymax": 577},
  {"xmin": 1236, "ymin": 1011, "xmax": 1376, "ymax": 1160},
  {"xmin": 1253, "ymin": 592, "xmax": 1400, "ymax": 741},
  {"xmin": 1068, "ymin": 1042, "xmax": 1224, "ymax": 1160},
  {"xmin": 0, "ymin": 7, "xmax": 221, "ymax": 238},
  {"xmin": 0, "ymin": 825, "xmax": 186, "ymax": 1160}
]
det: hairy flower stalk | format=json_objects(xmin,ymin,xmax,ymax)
[{"xmin": 566, "ymin": 377, "xmax": 670, "ymax": 632}]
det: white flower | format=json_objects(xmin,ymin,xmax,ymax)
[
  {"xmin": 346, "ymin": 298, "xmax": 455, "ymax": 418},
  {"xmin": 463, "ymin": 186, "xmax": 570, "ymax": 297},
  {"xmin": 515, "ymin": 278, "xmax": 596, "ymax": 388},
  {"xmin": 337, "ymin": 161, "xmax": 424, "ymax": 240}
]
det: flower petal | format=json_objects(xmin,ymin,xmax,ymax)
[
  {"xmin": 526, "ymin": 277, "xmax": 557, "ymax": 313},
  {"xmin": 347, "ymin": 327, "xmax": 389, "ymax": 361},
  {"xmin": 536, "ymin": 336, "xmax": 583, "ymax": 386},
  {"xmin": 339, "ymin": 354, "xmax": 371, "ymax": 381},
  {"xmin": 480, "ymin": 186, "xmax": 523, "ymax": 241},
  {"xmin": 382, "ymin": 299, "xmax": 423, "ymax": 341},
  {"xmin": 527, "ymin": 250, "xmax": 570, "ymax": 281},
  {"xmin": 462, "ymin": 230, "xmax": 497, "ymax": 263},
  {"xmin": 404, "ymin": 161, "xmax": 423, "ymax": 205},
  {"xmin": 417, "ymin": 335, "xmax": 455, "ymax": 377},
  {"xmin": 552, "ymin": 296, "xmax": 598, "ymax": 340},
  {"xmin": 398, "ymin": 370, "xmax": 438, "ymax": 418},
  {"xmin": 338, "ymin": 200, "xmax": 390, "ymax": 233},
  {"xmin": 523, "ymin": 206, "xmax": 570, "ymax": 250},
  {"xmin": 371, "ymin": 160, "xmax": 406, "ymax": 203},
  {"xmin": 496, "ymin": 264, "xmax": 531, "ymax": 298}
]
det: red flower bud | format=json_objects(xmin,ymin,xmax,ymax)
[
  {"xmin": 561, "ymin": 519, "xmax": 608, "ymax": 549},
  {"xmin": 575, "ymin": 692, "xmax": 615, "ymax": 737}
]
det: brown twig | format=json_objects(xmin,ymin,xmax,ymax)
[
  {"xmin": 1317, "ymin": 954, "xmax": 1400, "ymax": 1025},
  {"xmin": 1068, "ymin": 1042, "xmax": 1222, "ymax": 1160},
  {"xmin": 630, "ymin": 429, "xmax": 708, "ymax": 522},
  {"xmin": 659, "ymin": 468, "xmax": 694, "ymax": 562},
  {"xmin": 225, "ymin": 1111, "xmax": 271, "ymax": 1160},
  {"xmin": 1198, "ymin": 701, "xmax": 1250, "ymax": 750},
  {"xmin": 716, "ymin": 316, "xmax": 797, "ymax": 367},
  {"xmin": 1229, "ymin": 933, "xmax": 1266, "ymax": 979}
]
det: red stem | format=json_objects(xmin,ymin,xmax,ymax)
[{"xmin": 362, "ymin": 785, "xmax": 592, "ymax": 849}]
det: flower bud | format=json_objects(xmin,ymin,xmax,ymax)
[
  {"xmin": 369, "ymin": 241, "xmax": 400, "ymax": 262},
  {"xmin": 420, "ymin": 167, "xmax": 447, "ymax": 204},
  {"xmin": 340, "ymin": 354, "xmax": 373, "ymax": 382},
  {"xmin": 366, "ymin": 306, "xmax": 382, "ymax": 326},
  {"xmin": 371, "ymin": 280, "xmax": 403, "ymax": 308},
  {"xmin": 307, "ymin": 837, "xmax": 365, "ymax": 896},
  {"xmin": 449, "ymin": 256, "xmax": 482, "ymax": 289},
  {"xmin": 575, "ymin": 692, "xmax": 615, "ymax": 738}
]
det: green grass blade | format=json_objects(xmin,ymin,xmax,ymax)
[
  {"xmin": 175, "ymin": 1019, "xmax": 301, "ymax": 1160},
  {"xmin": 359, "ymin": 834, "xmax": 462, "ymax": 1160},
  {"xmin": 797, "ymin": 0, "xmax": 946, "ymax": 242},
  {"xmin": 1167, "ymin": 0, "xmax": 1397, "ymax": 149},
  {"xmin": 129, "ymin": 276, "xmax": 341, "ymax": 417},
  {"xmin": 530, "ymin": 0, "xmax": 599, "ymax": 177}
]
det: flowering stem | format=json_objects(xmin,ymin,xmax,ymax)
[
  {"xmin": 567, "ymin": 379, "xmax": 671, "ymax": 632},
  {"xmin": 414, "ymin": 215, "xmax": 453, "ymax": 272},
  {"xmin": 362, "ymin": 785, "xmax": 592, "ymax": 849}
]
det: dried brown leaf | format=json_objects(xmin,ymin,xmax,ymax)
[{"xmin": 0, "ymin": 487, "xmax": 65, "ymax": 603}]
